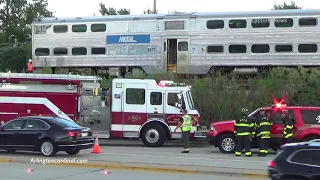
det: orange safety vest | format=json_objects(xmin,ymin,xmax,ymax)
[{"xmin": 27, "ymin": 62, "xmax": 33, "ymax": 71}]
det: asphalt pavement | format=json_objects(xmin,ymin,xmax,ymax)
[
  {"xmin": 0, "ymin": 163, "xmax": 266, "ymax": 180},
  {"xmin": 0, "ymin": 144, "xmax": 274, "ymax": 177}
]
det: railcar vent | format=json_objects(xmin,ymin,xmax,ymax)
[{"xmin": 164, "ymin": 21, "xmax": 184, "ymax": 30}]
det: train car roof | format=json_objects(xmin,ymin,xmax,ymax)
[{"xmin": 32, "ymin": 9, "xmax": 320, "ymax": 24}]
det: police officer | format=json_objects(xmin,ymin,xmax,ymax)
[
  {"xmin": 174, "ymin": 108, "xmax": 192, "ymax": 153},
  {"xmin": 282, "ymin": 110, "xmax": 294, "ymax": 144},
  {"xmin": 256, "ymin": 109, "xmax": 272, "ymax": 157},
  {"xmin": 234, "ymin": 108, "xmax": 254, "ymax": 157}
]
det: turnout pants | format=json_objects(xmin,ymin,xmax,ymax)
[
  {"xmin": 259, "ymin": 137, "xmax": 270, "ymax": 155},
  {"xmin": 283, "ymin": 136, "xmax": 294, "ymax": 144},
  {"xmin": 182, "ymin": 131, "xmax": 190, "ymax": 151},
  {"xmin": 235, "ymin": 135, "xmax": 251, "ymax": 156}
]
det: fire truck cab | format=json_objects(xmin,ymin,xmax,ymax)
[{"xmin": 0, "ymin": 73, "xmax": 206, "ymax": 147}]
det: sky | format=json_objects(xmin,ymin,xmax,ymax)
[{"xmin": 47, "ymin": 0, "xmax": 320, "ymax": 17}]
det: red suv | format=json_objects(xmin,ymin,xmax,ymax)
[{"xmin": 207, "ymin": 105, "xmax": 320, "ymax": 153}]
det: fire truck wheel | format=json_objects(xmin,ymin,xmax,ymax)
[
  {"xmin": 40, "ymin": 140, "xmax": 57, "ymax": 157},
  {"xmin": 66, "ymin": 149, "xmax": 80, "ymax": 155},
  {"xmin": 218, "ymin": 134, "xmax": 236, "ymax": 154},
  {"xmin": 141, "ymin": 124, "xmax": 167, "ymax": 147}
]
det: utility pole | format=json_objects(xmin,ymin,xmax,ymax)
[{"xmin": 153, "ymin": 0, "xmax": 157, "ymax": 14}]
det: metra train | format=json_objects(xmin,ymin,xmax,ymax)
[{"xmin": 31, "ymin": 9, "xmax": 320, "ymax": 76}]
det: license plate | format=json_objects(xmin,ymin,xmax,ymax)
[{"xmin": 81, "ymin": 133, "xmax": 88, "ymax": 137}]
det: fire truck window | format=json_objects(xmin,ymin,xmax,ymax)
[
  {"xmin": 25, "ymin": 120, "xmax": 49, "ymax": 130},
  {"xmin": 3, "ymin": 120, "xmax": 25, "ymax": 130},
  {"xmin": 167, "ymin": 93, "xmax": 179, "ymax": 107},
  {"xmin": 126, "ymin": 88, "xmax": 145, "ymax": 105},
  {"xmin": 300, "ymin": 110, "xmax": 320, "ymax": 124},
  {"xmin": 290, "ymin": 150, "xmax": 320, "ymax": 166},
  {"xmin": 150, "ymin": 92, "xmax": 162, "ymax": 105}
]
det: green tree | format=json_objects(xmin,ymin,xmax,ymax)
[
  {"xmin": 143, "ymin": 8, "xmax": 158, "ymax": 14},
  {"xmin": 0, "ymin": 0, "xmax": 53, "ymax": 42},
  {"xmin": 99, "ymin": 3, "xmax": 130, "ymax": 15},
  {"xmin": 273, "ymin": 1, "xmax": 302, "ymax": 10}
]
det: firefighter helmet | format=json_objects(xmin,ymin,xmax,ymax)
[
  {"xmin": 241, "ymin": 108, "xmax": 248, "ymax": 113},
  {"xmin": 316, "ymin": 115, "xmax": 320, "ymax": 122},
  {"xmin": 28, "ymin": 59, "xmax": 32, "ymax": 62},
  {"xmin": 282, "ymin": 110, "xmax": 288, "ymax": 114}
]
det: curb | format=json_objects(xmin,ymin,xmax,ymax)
[{"xmin": 0, "ymin": 157, "xmax": 268, "ymax": 178}]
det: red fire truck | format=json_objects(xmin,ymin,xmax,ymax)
[{"xmin": 0, "ymin": 72, "xmax": 206, "ymax": 147}]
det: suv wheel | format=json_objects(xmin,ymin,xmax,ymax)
[{"xmin": 218, "ymin": 134, "xmax": 236, "ymax": 153}]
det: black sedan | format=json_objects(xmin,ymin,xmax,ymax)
[
  {"xmin": 0, "ymin": 116, "xmax": 94, "ymax": 157},
  {"xmin": 268, "ymin": 140, "xmax": 320, "ymax": 180}
]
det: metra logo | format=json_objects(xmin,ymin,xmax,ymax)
[{"xmin": 118, "ymin": 36, "xmax": 137, "ymax": 43}]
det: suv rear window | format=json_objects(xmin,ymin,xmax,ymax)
[
  {"xmin": 271, "ymin": 110, "xmax": 295, "ymax": 124},
  {"xmin": 289, "ymin": 149, "xmax": 320, "ymax": 166},
  {"xmin": 300, "ymin": 110, "xmax": 320, "ymax": 124}
]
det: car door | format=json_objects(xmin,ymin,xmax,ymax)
[
  {"xmin": 0, "ymin": 119, "xmax": 26, "ymax": 148},
  {"xmin": 17, "ymin": 119, "xmax": 50, "ymax": 148}
]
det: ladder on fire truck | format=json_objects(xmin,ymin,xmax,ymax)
[{"xmin": 0, "ymin": 72, "xmax": 102, "ymax": 82}]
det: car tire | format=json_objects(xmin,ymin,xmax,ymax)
[
  {"xmin": 218, "ymin": 134, "xmax": 236, "ymax": 154},
  {"xmin": 141, "ymin": 124, "xmax": 167, "ymax": 147},
  {"xmin": 66, "ymin": 149, "xmax": 80, "ymax": 155},
  {"xmin": 40, "ymin": 140, "xmax": 57, "ymax": 157}
]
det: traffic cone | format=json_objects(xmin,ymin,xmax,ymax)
[{"xmin": 91, "ymin": 136, "xmax": 101, "ymax": 154}]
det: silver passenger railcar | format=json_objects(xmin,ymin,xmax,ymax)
[{"xmin": 31, "ymin": 9, "xmax": 320, "ymax": 75}]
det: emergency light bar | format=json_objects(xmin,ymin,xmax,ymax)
[
  {"xmin": 158, "ymin": 80, "xmax": 186, "ymax": 87},
  {"xmin": 271, "ymin": 103, "xmax": 287, "ymax": 108}
]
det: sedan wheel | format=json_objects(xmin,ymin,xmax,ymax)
[{"xmin": 40, "ymin": 140, "xmax": 56, "ymax": 157}]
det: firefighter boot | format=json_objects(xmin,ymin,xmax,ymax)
[{"xmin": 181, "ymin": 150, "xmax": 189, "ymax": 153}]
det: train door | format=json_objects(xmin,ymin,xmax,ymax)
[{"xmin": 162, "ymin": 37, "xmax": 190, "ymax": 73}]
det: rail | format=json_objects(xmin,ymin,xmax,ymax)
[{"xmin": 0, "ymin": 72, "xmax": 102, "ymax": 82}]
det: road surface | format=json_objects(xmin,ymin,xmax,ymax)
[
  {"xmin": 0, "ymin": 163, "xmax": 266, "ymax": 180},
  {"xmin": 0, "ymin": 145, "xmax": 275, "ymax": 171}
]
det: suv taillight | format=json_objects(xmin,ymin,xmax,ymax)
[{"xmin": 268, "ymin": 161, "xmax": 276, "ymax": 168}]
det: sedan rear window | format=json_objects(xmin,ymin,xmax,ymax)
[{"xmin": 52, "ymin": 117, "xmax": 81, "ymax": 128}]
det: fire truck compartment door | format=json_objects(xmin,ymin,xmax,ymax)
[{"xmin": 123, "ymin": 83, "xmax": 148, "ymax": 131}]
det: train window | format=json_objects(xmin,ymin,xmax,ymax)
[
  {"xmin": 35, "ymin": 48, "xmax": 49, "ymax": 56},
  {"xmin": 53, "ymin": 25, "xmax": 68, "ymax": 33},
  {"xmin": 91, "ymin": 47, "xmax": 106, "ymax": 54},
  {"xmin": 251, "ymin": 19, "xmax": 270, "ymax": 28},
  {"xmin": 229, "ymin": 45, "xmax": 246, "ymax": 53},
  {"xmin": 275, "ymin": 45, "xmax": 292, "ymax": 52},
  {"xmin": 298, "ymin": 44, "xmax": 317, "ymax": 53},
  {"xmin": 207, "ymin": 45, "xmax": 223, "ymax": 53},
  {"xmin": 299, "ymin": 18, "xmax": 317, "ymax": 26},
  {"xmin": 207, "ymin": 20, "xmax": 224, "ymax": 29},
  {"xmin": 229, "ymin": 19, "xmax": 247, "ymax": 28},
  {"xmin": 54, "ymin": 48, "xmax": 68, "ymax": 55},
  {"xmin": 178, "ymin": 42, "xmax": 188, "ymax": 51},
  {"xmin": 91, "ymin": 24, "xmax": 106, "ymax": 32},
  {"xmin": 274, "ymin": 18, "xmax": 293, "ymax": 27},
  {"xmin": 34, "ymin": 25, "xmax": 47, "ymax": 34},
  {"xmin": 72, "ymin": 24, "xmax": 87, "ymax": 32},
  {"xmin": 251, "ymin": 44, "xmax": 270, "ymax": 53},
  {"xmin": 72, "ymin": 47, "xmax": 87, "ymax": 55}
]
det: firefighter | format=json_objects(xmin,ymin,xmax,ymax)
[
  {"xmin": 234, "ymin": 108, "xmax": 254, "ymax": 157},
  {"xmin": 27, "ymin": 59, "xmax": 33, "ymax": 73},
  {"xmin": 174, "ymin": 108, "xmax": 192, "ymax": 153},
  {"xmin": 256, "ymin": 109, "xmax": 272, "ymax": 157},
  {"xmin": 282, "ymin": 110, "xmax": 294, "ymax": 144}
]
